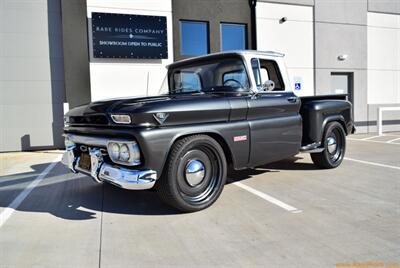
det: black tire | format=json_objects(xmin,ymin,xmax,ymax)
[
  {"xmin": 156, "ymin": 135, "xmax": 227, "ymax": 212},
  {"xmin": 311, "ymin": 121, "xmax": 346, "ymax": 169}
]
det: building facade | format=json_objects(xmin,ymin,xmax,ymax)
[{"xmin": 1, "ymin": 0, "xmax": 399, "ymax": 152}]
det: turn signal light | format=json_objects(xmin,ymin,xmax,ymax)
[{"xmin": 111, "ymin": 114, "xmax": 131, "ymax": 124}]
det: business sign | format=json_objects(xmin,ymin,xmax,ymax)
[{"xmin": 91, "ymin": 12, "xmax": 168, "ymax": 59}]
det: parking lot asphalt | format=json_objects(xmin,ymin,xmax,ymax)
[{"xmin": 0, "ymin": 134, "xmax": 399, "ymax": 268}]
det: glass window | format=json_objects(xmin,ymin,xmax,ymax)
[
  {"xmin": 170, "ymin": 57, "xmax": 249, "ymax": 93},
  {"xmin": 181, "ymin": 21, "xmax": 209, "ymax": 56},
  {"xmin": 173, "ymin": 72, "xmax": 202, "ymax": 93},
  {"xmin": 221, "ymin": 23, "xmax": 247, "ymax": 51},
  {"xmin": 251, "ymin": 58, "xmax": 262, "ymax": 86},
  {"xmin": 223, "ymin": 69, "xmax": 248, "ymax": 88},
  {"xmin": 251, "ymin": 58, "xmax": 285, "ymax": 91},
  {"xmin": 260, "ymin": 60, "xmax": 284, "ymax": 90}
]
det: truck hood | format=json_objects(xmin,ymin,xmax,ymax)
[{"xmin": 66, "ymin": 94, "xmax": 231, "ymax": 127}]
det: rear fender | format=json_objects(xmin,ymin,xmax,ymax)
[{"xmin": 321, "ymin": 115, "xmax": 348, "ymax": 138}]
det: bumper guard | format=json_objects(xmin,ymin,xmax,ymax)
[{"xmin": 61, "ymin": 147, "xmax": 156, "ymax": 190}]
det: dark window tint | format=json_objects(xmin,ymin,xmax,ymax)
[
  {"xmin": 260, "ymin": 60, "xmax": 284, "ymax": 90},
  {"xmin": 173, "ymin": 72, "xmax": 202, "ymax": 93},
  {"xmin": 170, "ymin": 57, "xmax": 249, "ymax": 93},
  {"xmin": 252, "ymin": 58, "xmax": 285, "ymax": 91},
  {"xmin": 223, "ymin": 69, "xmax": 248, "ymax": 88},
  {"xmin": 251, "ymin": 58, "xmax": 261, "ymax": 86},
  {"xmin": 221, "ymin": 23, "xmax": 247, "ymax": 51},
  {"xmin": 181, "ymin": 21, "xmax": 209, "ymax": 56}
]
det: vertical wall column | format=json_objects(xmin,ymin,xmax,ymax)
[
  {"xmin": 314, "ymin": 0, "xmax": 369, "ymax": 132},
  {"xmin": 0, "ymin": 0, "xmax": 65, "ymax": 151},
  {"xmin": 367, "ymin": 12, "xmax": 400, "ymax": 132},
  {"xmin": 256, "ymin": 2, "xmax": 314, "ymax": 97},
  {"xmin": 61, "ymin": 0, "xmax": 91, "ymax": 108}
]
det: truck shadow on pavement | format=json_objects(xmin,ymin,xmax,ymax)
[
  {"xmin": 227, "ymin": 156, "xmax": 317, "ymax": 183},
  {"xmin": 0, "ymin": 156, "xmax": 316, "ymax": 220}
]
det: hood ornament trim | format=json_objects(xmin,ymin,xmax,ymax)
[{"xmin": 153, "ymin": 112, "xmax": 169, "ymax": 125}]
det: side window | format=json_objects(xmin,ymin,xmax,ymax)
[
  {"xmin": 173, "ymin": 72, "xmax": 202, "ymax": 92},
  {"xmin": 223, "ymin": 69, "xmax": 249, "ymax": 88},
  {"xmin": 251, "ymin": 58, "xmax": 262, "ymax": 87},
  {"xmin": 259, "ymin": 59, "xmax": 285, "ymax": 91}
]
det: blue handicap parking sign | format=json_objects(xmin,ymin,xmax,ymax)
[{"xmin": 294, "ymin": 83, "xmax": 301, "ymax": 90}]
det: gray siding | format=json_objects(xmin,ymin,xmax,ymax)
[
  {"xmin": 258, "ymin": 0, "xmax": 314, "ymax": 6},
  {"xmin": 172, "ymin": 0, "xmax": 253, "ymax": 61},
  {"xmin": 61, "ymin": 0, "xmax": 91, "ymax": 108},
  {"xmin": 314, "ymin": 0, "xmax": 369, "ymax": 131},
  {"xmin": 0, "ymin": 0, "xmax": 65, "ymax": 152},
  {"xmin": 368, "ymin": 0, "xmax": 400, "ymax": 14},
  {"xmin": 315, "ymin": 0, "xmax": 367, "ymax": 25}
]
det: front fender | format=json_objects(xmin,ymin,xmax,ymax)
[{"xmin": 135, "ymin": 121, "xmax": 250, "ymax": 178}]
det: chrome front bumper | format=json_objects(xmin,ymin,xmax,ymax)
[{"xmin": 61, "ymin": 147, "xmax": 157, "ymax": 190}]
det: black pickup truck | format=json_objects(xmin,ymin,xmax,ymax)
[{"xmin": 62, "ymin": 50, "xmax": 354, "ymax": 212}]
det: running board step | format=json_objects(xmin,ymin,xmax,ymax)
[{"xmin": 300, "ymin": 142, "xmax": 324, "ymax": 153}]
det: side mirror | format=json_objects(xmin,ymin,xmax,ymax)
[{"xmin": 262, "ymin": 80, "xmax": 275, "ymax": 91}]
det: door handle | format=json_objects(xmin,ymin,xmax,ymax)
[{"xmin": 287, "ymin": 97, "xmax": 298, "ymax": 103}]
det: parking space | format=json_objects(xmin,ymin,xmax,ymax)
[
  {"xmin": 0, "ymin": 135, "xmax": 399, "ymax": 267},
  {"xmin": 348, "ymin": 132, "xmax": 400, "ymax": 144}
]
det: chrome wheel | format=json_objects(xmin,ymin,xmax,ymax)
[
  {"xmin": 185, "ymin": 159, "xmax": 205, "ymax": 186},
  {"xmin": 327, "ymin": 128, "xmax": 343, "ymax": 162},
  {"xmin": 327, "ymin": 136, "xmax": 337, "ymax": 154},
  {"xmin": 311, "ymin": 121, "xmax": 346, "ymax": 169},
  {"xmin": 157, "ymin": 135, "xmax": 227, "ymax": 212},
  {"xmin": 177, "ymin": 146, "xmax": 222, "ymax": 205}
]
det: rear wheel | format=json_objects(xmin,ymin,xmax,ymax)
[
  {"xmin": 156, "ymin": 135, "xmax": 227, "ymax": 212},
  {"xmin": 311, "ymin": 121, "xmax": 346, "ymax": 169}
]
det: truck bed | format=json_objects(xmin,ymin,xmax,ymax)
[{"xmin": 299, "ymin": 94, "xmax": 353, "ymax": 148}]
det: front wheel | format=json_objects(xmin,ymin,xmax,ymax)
[
  {"xmin": 311, "ymin": 121, "xmax": 346, "ymax": 169},
  {"xmin": 156, "ymin": 135, "xmax": 227, "ymax": 212}
]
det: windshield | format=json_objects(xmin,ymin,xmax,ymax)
[{"xmin": 164, "ymin": 57, "xmax": 250, "ymax": 94}]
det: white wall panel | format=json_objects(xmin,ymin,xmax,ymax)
[
  {"xmin": 86, "ymin": 0, "xmax": 173, "ymax": 101},
  {"xmin": 256, "ymin": 2, "xmax": 314, "ymax": 96},
  {"xmin": 368, "ymin": 26, "xmax": 398, "ymax": 70},
  {"xmin": 87, "ymin": 0, "xmax": 172, "ymax": 13},
  {"xmin": 367, "ymin": 12, "xmax": 400, "ymax": 104},
  {"xmin": 0, "ymin": 0, "xmax": 65, "ymax": 151},
  {"xmin": 367, "ymin": 70, "xmax": 398, "ymax": 104}
]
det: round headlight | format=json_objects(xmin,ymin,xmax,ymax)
[
  {"xmin": 119, "ymin": 144, "xmax": 130, "ymax": 161},
  {"xmin": 109, "ymin": 143, "xmax": 120, "ymax": 160}
]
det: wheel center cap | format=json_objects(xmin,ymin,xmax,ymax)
[
  {"xmin": 327, "ymin": 136, "xmax": 337, "ymax": 154},
  {"xmin": 185, "ymin": 160, "xmax": 205, "ymax": 187}
]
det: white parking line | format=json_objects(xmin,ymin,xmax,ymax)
[
  {"xmin": 347, "ymin": 138, "xmax": 400, "ymax": 145},
  {"xmin": 0, "ymin": 154, "xmax": 62, "ymax": 228},
  {"xmin": 344, "ymin": 157, "xmax": 400, "ymax": 171},
  {"xmin": 233, "ymin": 181, "xmax": 302, "ymax": 213},
  {"xmin": 387, "ymin": 137, "xmax": 400, "ymax": 143},
  {"xmin": 361, "ymin": 135, "xmax": 381, "ymax": 140}
]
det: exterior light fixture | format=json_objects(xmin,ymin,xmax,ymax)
[
  {"xmin": 111, "ymin": 114, "xmax": 131, "ymax": 124},
  {"xmin": 338, "ymin": 54, "xmax": 348, "ymax": 61}
]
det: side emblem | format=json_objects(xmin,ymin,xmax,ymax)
[
  {"xmin": 153, "ymin": 112, "xmax": 169, "ymax": 125},
  {"xmin": 234, "ymin": 135, "xmax": 247, "ymax": 142}
]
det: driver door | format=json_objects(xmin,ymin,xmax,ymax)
[{"xmin": 247, "ymin": 58, "xmax": 302, "ymax": 167}]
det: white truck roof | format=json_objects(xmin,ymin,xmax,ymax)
[{"xmin": 168, "ymin": 50, "xmax": 285, "ymax": 69}]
